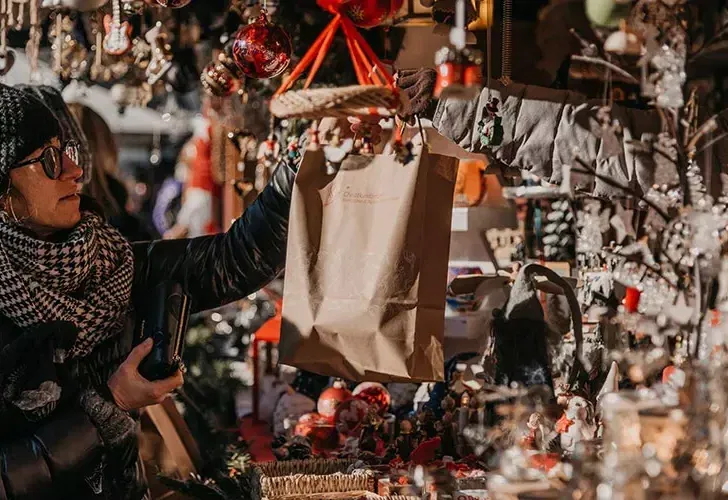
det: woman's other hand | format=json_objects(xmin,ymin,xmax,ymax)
[
  {"xmin": 395, "ymin": 68, "xmax": 437, "ymax": 121},
  {"xmin": 108, "ymin": 338, "xmax": 184, "ymax": 411}
]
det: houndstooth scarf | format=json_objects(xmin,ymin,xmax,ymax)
[{"xmin": 0, "ymin": 212, "xmax": 134, "ymax": 358}]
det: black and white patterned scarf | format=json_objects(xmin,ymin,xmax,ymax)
[{"xmin": 0, "ymin": 212, "xmax": 134, "ymax": 358}]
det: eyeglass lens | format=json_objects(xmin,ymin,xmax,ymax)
[{"xmin": 42, "ymin": 147, "xmax": 62, "ymax": 180}]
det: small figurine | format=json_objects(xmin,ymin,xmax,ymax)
[
  {"xmin": 416, "ymin": 408, "xmax": 437, "ymax": 441},
  {"xmin": 520, "ymin": 412, "xmax": 557, "ymax": 452},
  {"xmin": 557, "ymin": 395, "xmax": 596, "ymax": 455},
  {"xmin": 359, "ymin": 406, "xmax": 385, "ymax": 455},
  {"xmin": 441, "ymin": 394, "xmax": 456, "ymax": 414},
  {"xmin": 395, "ymin": 419, "xmax": 416, "ymax": 462},
  {"xmin": 436, "ymin": 411, "xmax": 458, "ymax": 459}
]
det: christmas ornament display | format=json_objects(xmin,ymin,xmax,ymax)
[
  {"xmin": 334, "ymin": 397, "xmax": 370, "ymax": 437},
  {"xmin": 353, "ymin": 382, "xmax": 391, "ymax": 415},
  {"xmin": 317, "ymin": 382, "xmax": 353, "ymax": 420},
  {"xmin": 232, "ymin": 12, "xmax": 292, "ymax": 79},
  {"xmin": 154, "ymin": 0, "xmax": 193, "ymax": 7}
]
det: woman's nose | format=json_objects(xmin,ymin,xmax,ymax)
[{"xmin": 60, "ymin": 153, "xmax": 83, "ymax": 182}]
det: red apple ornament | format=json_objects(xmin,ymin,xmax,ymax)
[
  {"xmin": 232, "ymin": 12, "xmax": 292, "ymax": 79},
  {"xmin": 353, "ymin": 381, "xmax": 391, "ymax": 415}
]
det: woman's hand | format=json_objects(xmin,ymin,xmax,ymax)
[
  {"xmin": 395, "ymin": 68, "xmax": 437, "ymax": 121},
  {"xmin": 107, "ymin": 338, "xmax": 184, "ymax": 411}
]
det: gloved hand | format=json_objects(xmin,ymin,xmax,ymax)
[{"xmin": 395, "ymin": 67, "xmax": 438, "ymax": 122}]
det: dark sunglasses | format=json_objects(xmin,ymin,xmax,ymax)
[{"xmin": 11, "ymin": 141, "xmax": 80, "ymax": 180}]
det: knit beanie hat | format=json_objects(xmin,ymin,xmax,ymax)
[
  {"xmin": 16, "ymin": 84, "xmax": 92, "ymax": 183},
  {"xmin": 0, "ymin": 83, "xmax": 62, "ymax": 186}
]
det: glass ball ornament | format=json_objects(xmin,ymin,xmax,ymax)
[
  {"xmin": 317, "ymin": 383, "xmax": 352, "ymax": 420},
  {"xmin": 154, "ymin": 0, "xmax": 193, "ymax": 8},
  {"xmin": 343, "ymin": 0, "xmax": 403, "ymax": 28},
  {"xmin": 231, "ymin": 13, "xmax": 292, "ymax": 79},
  {"xmin": 200, "ymin": 61, "xmax": 240, "ymax": 98},
  {"xmin": 353, "ymin": 381, "xmax": 391, "ymax": 415}
]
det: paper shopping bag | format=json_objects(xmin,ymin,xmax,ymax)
[{"xmin": 279, "ymin": 131, "xmax": 457, "ymax": 382}]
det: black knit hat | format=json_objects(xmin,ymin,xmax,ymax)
[
  {"xmin": 0, "ymin": 83, "xmax": 62, "ymax": 186},
  {"xmin": 16, "ymin": 85, "xmax": 92, "ymax": 183}
]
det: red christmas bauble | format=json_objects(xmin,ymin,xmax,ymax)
[
  {"xmin": 154, "ymin": 0, "xmax": 192, "ymax": 7},
  {"xmin": 317, "ymin": 384, "xmax": 353, "ymax": 420},
  {"xmin": 334, "ymin": 398, "xmax": 370, "ymax": 437},
  {"xmin": 344, "ymin": 0, "xmax": 402, "ymax": 28},
  {"xmin": 353, "ymin": 382, "xmax": 391, "ymax": 415},
  {"xmin": 232, "ymin": 14, "xmax": 292, "ymax": 79},
  {"xmin": 294, "ymin": 413, "xmax": 340, "ymax": 452},
  {"xmin": 200, "ymin": 61, "xmax": 239, "ymax": 98}
]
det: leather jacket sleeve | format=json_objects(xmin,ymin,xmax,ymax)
[
  {"xmin": 132, "ymin": 160, "xmax": 295, "ymax": 313},
  {"xmin": 0, "ymin": 406, "xmax": 103, "ymax": 500}
]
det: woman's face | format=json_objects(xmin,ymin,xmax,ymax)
[{"xmin": 6, "ymin": 137, "xmax": 84, "ymax": 233}]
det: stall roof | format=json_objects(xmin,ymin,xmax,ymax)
[{"xmin": 1, "ymin": 49, "xmax": 191, "ymax": 137}]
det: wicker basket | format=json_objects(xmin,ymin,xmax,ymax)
[
  {"xmin": 251, "ymin": 459, "xmax": 376, "ymax": 500},
  {"xmin": 269, "ymin": 85, "xmax": 402, "ymax": 120}
]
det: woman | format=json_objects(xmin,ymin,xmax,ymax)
[
  {"xmin": 68, "ymin": 103, "xmax": 157, "ymax": 242},
  {"xmin": 0, "ymin": 84, "xmax": 293, "ymax": 499}
]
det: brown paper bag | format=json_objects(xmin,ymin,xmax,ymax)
[{"xmin": 279, "ymin": 129, "xmax": 457, "ymax": 382}]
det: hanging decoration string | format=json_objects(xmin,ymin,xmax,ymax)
[{"xmin": 500, "ymin": 0, "xmax": 511, "ymax": 85}]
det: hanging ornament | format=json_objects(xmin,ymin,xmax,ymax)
[
  {"xmin": 340, "ymin": 0, "xmax": 403, "ymax": 28},
  {"xmin": 200, "ymin": 60, "xmax": 240, "ymax": 97},
  {"xmin": 144, "ymin": 22, "xmax": 174, "ymax": 85},
  {"xmin": 352, "ymin": 382, "xmax": 391, "ymax": 415},
  {"xmin": 433, "ymin": 46, "xmax": 482, "ymax": 100},
  {"xmin": 231, "ymin": 11, "xmax": 291, "ymax": 79},
  {"xmin": 0, "ymin": 0, "xmax": 15, "ymax": 76},
  {"xmin": 103, "ymin": 0, "xmax": 132, "ymax": 56},
  {"xmin": 154, "ymin": 0, "xmax": 192, "ymax": 7},
  {"xmin": 317, "ymin": 381, "xmax": 353, "ymax": 420}
]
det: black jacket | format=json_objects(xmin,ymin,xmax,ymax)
[{"xmin": 0, "ymin": 162, "xmax": 295, "ymax": 500}]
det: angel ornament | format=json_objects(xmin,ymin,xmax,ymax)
[{"xmin": 556, "ymin": 395, "xmax": 596, "ymax": 455}]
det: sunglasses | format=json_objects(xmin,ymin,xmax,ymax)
[{"xmin": 11, "ymin": 141, "xmax": 80, "ymax": 180}]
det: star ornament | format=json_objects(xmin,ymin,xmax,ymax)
[{"xmin": 610, "ymin": 202, "xmax": 636, "ymax": 243}]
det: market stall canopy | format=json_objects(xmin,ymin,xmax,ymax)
[
  {"xmin": 62, "ymin": 80, "xmax": 191, "ymax": 136},
  {"xmin": 0, "ymin": 49, "xmax": 58, "ymax": 87}
]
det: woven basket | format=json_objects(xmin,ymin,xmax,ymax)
[
  {"xmin": 270, "ymin": 85, "xmax": 401, "ymax": 120},
  {"xmin": 254, "ymin": 493, "xmax": 419, "ymax": 500},
  {"xmin": 251, "ymin": 459, "xmax": 375, "ymax": 500}
]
